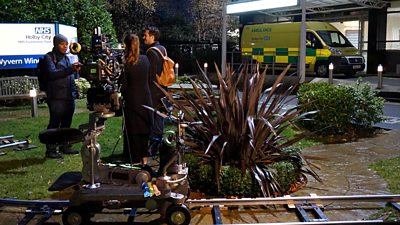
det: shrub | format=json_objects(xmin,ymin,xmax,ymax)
[
  {"xmin": 220, "ymin": 166, "xmax": 254, "ymax": 196},
  {"xmin": 163, "ymin": 64, "xmax": 321, "ymax": 197},
  {"xmin": 347, "ymin": 80, "xmax": 385, "ymax": 128},
  {"xmin": 297, "ymin": 82, "xmax": 354, "ymax": 135},
  {"xmin": 297, "ymin": 80, "xmax": 385, "ymax": 135},
  {"xmin": 187, "ymin": 146, "xmax": 304, "ymax": 196},
  {"xmin": 75, "ymin": 77, "xmax": 91, "ymax": 99}
]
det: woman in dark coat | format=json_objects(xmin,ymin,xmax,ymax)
[{"xmin": 119, "ymin": 33, "xmax": 153, "ymax": 165}]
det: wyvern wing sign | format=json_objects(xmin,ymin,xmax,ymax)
[{"xmin": 0, "ymin": 23, "xmax": 78, "ymax": 69}]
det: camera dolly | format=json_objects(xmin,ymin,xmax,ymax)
[{"xmin": 39, "ymin": 111, "xmax": 191, "ymax": 225}]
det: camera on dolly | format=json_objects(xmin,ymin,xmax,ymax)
[{"xmin": 80, "ymin": 27, "xmax": 124, "ymax": 116}]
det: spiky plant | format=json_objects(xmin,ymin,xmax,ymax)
[{"xmin": 159, "ymin": 63, "xmax": 320, "ymax": 197}]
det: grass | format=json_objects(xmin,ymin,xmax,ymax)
[
  {"xmin": 368, "ymin": 157, "xmax": 400, "ymax": 222},
  {"xmin": 370, "ymin": 157, "xmax": 400, "ymax": 194},
  {"xmin": 0, "ymin": 99, "xmax": 124, "ymax": 200}
]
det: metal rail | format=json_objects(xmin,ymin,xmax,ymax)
[
  {"xmin": 186, "ymin": 194, "xmax": 400, "ymax": 208},
  {"xmin": 0, "ymin": 195, "xmax": 399, "ymax": 224},
  {"xmin": 187, "ymin": 194, "xmax": 400, "ymax": 224},
  {"xmin": 0, "ymin": 198, "xmax": 69, "ymax": 225},
  {"xmin": 0, "ymin": 198, "xmax": 69, "ymax": 208},
  {"xmin": 225, "ymin": 221, "xmax": 384, "ymax": 225}
]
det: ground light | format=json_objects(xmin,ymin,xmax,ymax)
[
  {"xmin": 329, "ymin": 62, "xmax": 334, "ymax": 85},
  {"xmin": 377, "ymin": 64, "xmax": 383, "ymax": 89},
  {"xmin": 175, "ymin": 63, "xmax": 179, "ymax": 79},
  {"xmin": 29, "ymin": 88, "xmax": 38, "ymax": 117}
]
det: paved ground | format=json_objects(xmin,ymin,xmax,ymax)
[{"xmin": 312, "ymin": 74, "xmax": 400, "ymax": 102}]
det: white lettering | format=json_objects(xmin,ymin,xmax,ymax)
[
  {"xmin": 41, "ymin": 35, "xmax": 52, "ymax": 40},
  {"xmin": 0, "ymin": 58, "xmax": 23, "ymax": 67},
  {"xmin": 24, "ymin": 58, "xmax": 39, "ymax": 64},
  {"xmin": 25, "ymin": 35, "xmax": 40, "ymax": 40}
]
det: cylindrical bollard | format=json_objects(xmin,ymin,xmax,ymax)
[
  {"xmin": 29, "ymin": 89, "xmax": 38, "ymax": 117},
  {"xmin": 328, "ymin": 62, "xmax": 334, "ymax": 85},
  {"xmin": 204, "ymin": 62, "xmax": 208, "ymax": 76},
  {"xmin": 377, "ymin": 64, "xmax": 383, "ymax": 89}
]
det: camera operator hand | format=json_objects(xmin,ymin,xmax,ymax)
[{"xmin": 72, "ymin": 62, "xmax": 82, "ymax": 72}]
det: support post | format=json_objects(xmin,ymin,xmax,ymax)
[
  {"xmin": 298, "ymin": 0, "xmax": 306, "ymax": 83},
  {"xmin": 221, "ymin": 1, "xmax": 227, "ymax": 78}
]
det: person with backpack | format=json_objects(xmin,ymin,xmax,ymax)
[
  {"xmin": 143, "ymin": 26, "xmax": 169, "ymax": 154},
  {"xmin": 42, "ymin": 34, "xmax": 82, "ymax": 159}
]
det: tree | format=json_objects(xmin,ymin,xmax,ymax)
[
  {"xmin": 108, "ymin": 0, "xmax": 156, "ymax": 41},
  {"xmin": 189, "ymin": 0, "xmax": 223, "ymax": 42},
  {"xmin": 0, "ymin": 0, "xmax": 116, "ymax": 53},
  {"xmin": 150, "ymin": 0, "xmax": 192, "ymax": 42}
]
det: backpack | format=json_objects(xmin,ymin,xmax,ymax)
[
  {"xmin": 147, "ymin": 47, "xmax": 176, "ymax": 86},
  {"xmin": 36, "ymin": 52, "xmax": 56, "ymax": 92}
]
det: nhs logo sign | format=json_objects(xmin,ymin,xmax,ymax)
[{"xmin": 35, "ymin": 27, "xmax": 51, "ymax": 34}]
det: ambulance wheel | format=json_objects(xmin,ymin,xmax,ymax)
[
  {"xmin": 62, "ymin": 207, "xmax": 90, "ymax": 225},
  {"xmin": 166, "ymin": 205, "xmax": 191, "ymax": 225},
  {"xmin": 315, "ymin": 62, "xmax": 328, "ymax": 77}
]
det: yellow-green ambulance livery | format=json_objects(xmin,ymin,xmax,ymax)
[{"xmin": 241, "ymin": 22, "xmax": 365, "ymax": 76}]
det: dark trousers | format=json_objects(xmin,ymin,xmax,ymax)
[
  {"xmin": 123, "ymin": 133, "xmax": 150, "ymax": 164},
  {"xmin": 151, "ymin": 113, "xmax": 164, "ymax": 137},
  {"xmin": 150, "ymin": 102, "xmax": 165, "ymax": 139},
  {"xmin": 46, "ymin": 99, "xmax": 75, "ymax": 152}
]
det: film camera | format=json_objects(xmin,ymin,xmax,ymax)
[{"xmin": 81, "ymin": 27, "xmax": 124, "ymax": 115}]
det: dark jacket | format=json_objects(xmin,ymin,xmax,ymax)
[
  {"xmin": 120, "ymin": 55, "xmax": 153, "ymax": 134},
  {"xmin": 44, "ymin": 51, "xmax": 77, "ymax": 101},
  {"xmin": 146, "ymin": 41, "xmax": 167, "ymax": 108}
]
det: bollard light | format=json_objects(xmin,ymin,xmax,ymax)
[
  {"xmin": 204, "ymin": 62, "xmax": 208, "ymax": 76},
  {"xmin": 329, "ymin": 63, "xmax": 334, "ymax": 70},
  {"xmin": 30, "ymin": 88, "xmax": 38, "ymax": 117},
  {"xmin": 29, "ymin": 89, "xmax": 37, "ymax": 97},
  {"xmin": 377, "ymin": 64, "xmax": 383, "ymax": 89},
  {"xmin": 174, "ymin": 63, "xmax": 179, "ymax": 81},
  {"xmin": 328, "ymin": 62, "xmax": 334, "ymax": 85},
  {"xmin": 377, "ymin": 64, "xmax": 383, "ymax": 72}
]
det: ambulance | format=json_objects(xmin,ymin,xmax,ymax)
[{"xmin": 241, "ymin": 22, "xmax": 365, "ymax": 76}]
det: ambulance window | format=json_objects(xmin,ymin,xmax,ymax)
[
  {"xmin": 317, "ymin": 31, "xmax": 353, "ymax": 47},
  {"xmin": 306, "ymin": 32, "xmax": 322, "ymax": 49}
]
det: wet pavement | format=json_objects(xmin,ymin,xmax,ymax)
[{"xmin": 296, "ymin": 129, "xmax": 400, "ymax": 196}]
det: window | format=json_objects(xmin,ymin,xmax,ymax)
[
  {"xmin": 386, "ymin": 7, "xmax": 400, "ymax": 50},
  {"xmin": 317, "ymin": 31, "xmax": 353, "ymax": 47}
]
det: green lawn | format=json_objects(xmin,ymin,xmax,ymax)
[
  {"xmin": 0, "ymin": 99, "xmax": 123, "ymax": 199},
  {"xmin": 369, "ymin": 157, "xmax": 400, "ymax": 222},
  {"xmin": 370, "ymin": 157, "xmax": 400, "ymax": 194}
]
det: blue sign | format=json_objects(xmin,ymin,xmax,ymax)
[
  {"xmin": 35, "ymin": 27, "xmax": 52, "ymax": 34},
  {"xmin": 0, "ymin": 55, "xmax": 44, "ymax": 69}
]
